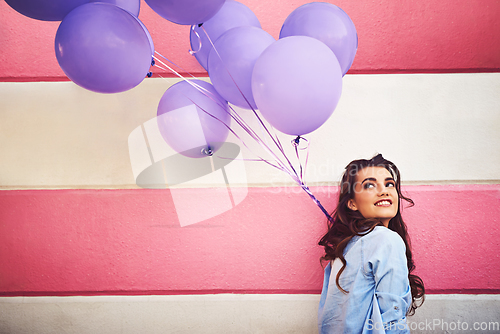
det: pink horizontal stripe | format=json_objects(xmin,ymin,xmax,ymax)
[
  {"xmin": 0, "ymin": 185, "xmax": 499, "ymax": 296},
  {"xmin": 1, "ymin": 0, "xmax": 499, "ymax": 82}
]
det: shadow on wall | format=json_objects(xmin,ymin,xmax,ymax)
[{"xmin": 128, "ymin": 114, "xmax": 248, "ymax": 227}]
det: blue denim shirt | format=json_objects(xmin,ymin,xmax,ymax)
[{"xmin": 318, "ymin": 226, "xmax": 411, "ymax": 334}]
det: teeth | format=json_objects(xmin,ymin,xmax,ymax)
[{"xmin": 375, "ymin": 200, "xmax": 391, "ymax": 206}]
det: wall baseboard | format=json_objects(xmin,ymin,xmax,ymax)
[{"xmin": 1, "ymin": 294, "xmax": 499, "ymax": 334}]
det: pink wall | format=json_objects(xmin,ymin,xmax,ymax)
[
  {"xmin": 1, "ymin": 0, "xmax": 500, "ymax": 81},
  {"xmin": 1, "ymin": 185, "xmax": 499, "ymax": 296},
  {"xmin": 1, "ymin": 0, "xmax": 499, "ymax": 299}
]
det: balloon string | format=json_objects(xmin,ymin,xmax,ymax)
[
  {"xmin": 188, "ymin": 25, "xmax": 202, "ymax": 55},
  {"xmin": 292, "ymin": 136, "xmax": 310, "ymax": 182},
  {"xmin": 154, "ymin": 51, "xmax": 198, "ymax": 79},
  {"xmin": 300, "ymin": 184, "xmax": 331, "ymax": 220},
  {"xmin": 153, "ymin": 49, "xmax": 330, "ymax": 219},
  {"xmin": 227, "ymin": 106, "xmax": 302, "ymax": 182}
]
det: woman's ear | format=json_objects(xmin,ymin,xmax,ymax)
[{"xmin": 347, "ymin": 199, "xmax": 357, "ymax": 211}]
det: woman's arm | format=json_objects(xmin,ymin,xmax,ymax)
[{"xmin": 363, "ymin": 228, "xmax": 412, "ymax": 333}]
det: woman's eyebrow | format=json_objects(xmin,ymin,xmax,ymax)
[
  {"xmin": 361, "ymin": 177, "xmax": 377, "ymax": 185},
  {"xmin": 361, "ymin": 177, "xmax": 395, "ymax": 184}
]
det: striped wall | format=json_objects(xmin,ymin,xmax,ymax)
[{"xmin": 1, "ymin": 0, "xmax": 500, "ymax": 333}]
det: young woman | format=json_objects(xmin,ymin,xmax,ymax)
[{"xmin": 318, "ymin": 154, "xmax": 425, "ymax": 333}]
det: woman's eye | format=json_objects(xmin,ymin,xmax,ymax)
[
  {"xmin": 363, "ymin": 183, "xmax": 375, "ymax": 189},
  {"xmin": 386, "ymin": 182, "xmax": 395, "ymax": 188}
]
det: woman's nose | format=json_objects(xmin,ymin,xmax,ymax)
[{"xmin": 378, "ymin": 184, "xmax": 389, "ymax": 195}]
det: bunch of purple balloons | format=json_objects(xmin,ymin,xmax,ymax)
[{"xmin": 156, "ymin": 1, "xmax": 357, "ymax": 159}]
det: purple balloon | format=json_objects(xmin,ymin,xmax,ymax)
[
  {"xmin": 190, "ymin": 0, "xmax": 261, "ymax": 70},
  {"xmin": 157, "ymin": 80, "xmax": 231, "ymax": 158},
  {"xmin": 279, "ymin": 2, "xmax": 357, "ymax": 76},
  {"xmin": 5, "ymin": 0, "xmax": 90, "ymax": 21},
  {"xmin": 145, "ymin": 0, "xmax": 225, "ymax": 25},
  {"xmin": 208, "ymin": 26, "xmax": 275, "ymax": 110},
  {"xmin": 251, "ymin": 36, "xmax": 342, "ymax": 136},
  {"xmin": 90, "ymin": 0, "xmax": 153, "ymax": 55},
  {"xmin": 90, "ymin": 0, "xmax": 140, "ymax": 17},
  {"xmin": 55, "ymin": 3, "xmax": 152, "ymax": 94}
]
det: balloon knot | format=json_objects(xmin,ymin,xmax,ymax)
[
  {"xmin": 198, "ymin": 23, "xmax": 203, "ymax": 27},
  {"xmin": 151, "ymin": 59, "xmax": 155, "ymax": 66},
  {"xmin": 292, "ymin": 136, "xmax": 301, "ymax": 147},
  {"xmin": 147, "ymin": 72, "xmax": 153, "ymax": 78},
  {"xmin": 202, "ymin": 146, "xmax": 213, "ymax": 156}
]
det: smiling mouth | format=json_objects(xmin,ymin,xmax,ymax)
[{"xmin": 375, "ymin": 200, "xmax": 392, "ymax": 206}]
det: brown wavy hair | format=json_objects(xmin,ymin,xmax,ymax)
[{"xmin": 318, "ymin": 154, "xmax": 425, "ymax": 315}]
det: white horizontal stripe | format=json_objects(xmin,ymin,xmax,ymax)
[
  {"xmin": 0, "ymin": 73, "xmax": 499, "ymax": 189},
  {"xmin": 0, "ymin": 294, "xmax": 498, "ymax": 334}
]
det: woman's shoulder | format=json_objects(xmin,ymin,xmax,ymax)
[
  {"xmin": 365, "ymin": 225, "xmax": 402, "ymax": 240},
  {"xmin": 361, "ymin": 226, "xmax": 406, "ymax": 252}
]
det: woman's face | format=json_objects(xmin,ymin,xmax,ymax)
[{"xmin": 347, "ymin": 166, "xmax": 399, "ymax": 227}]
